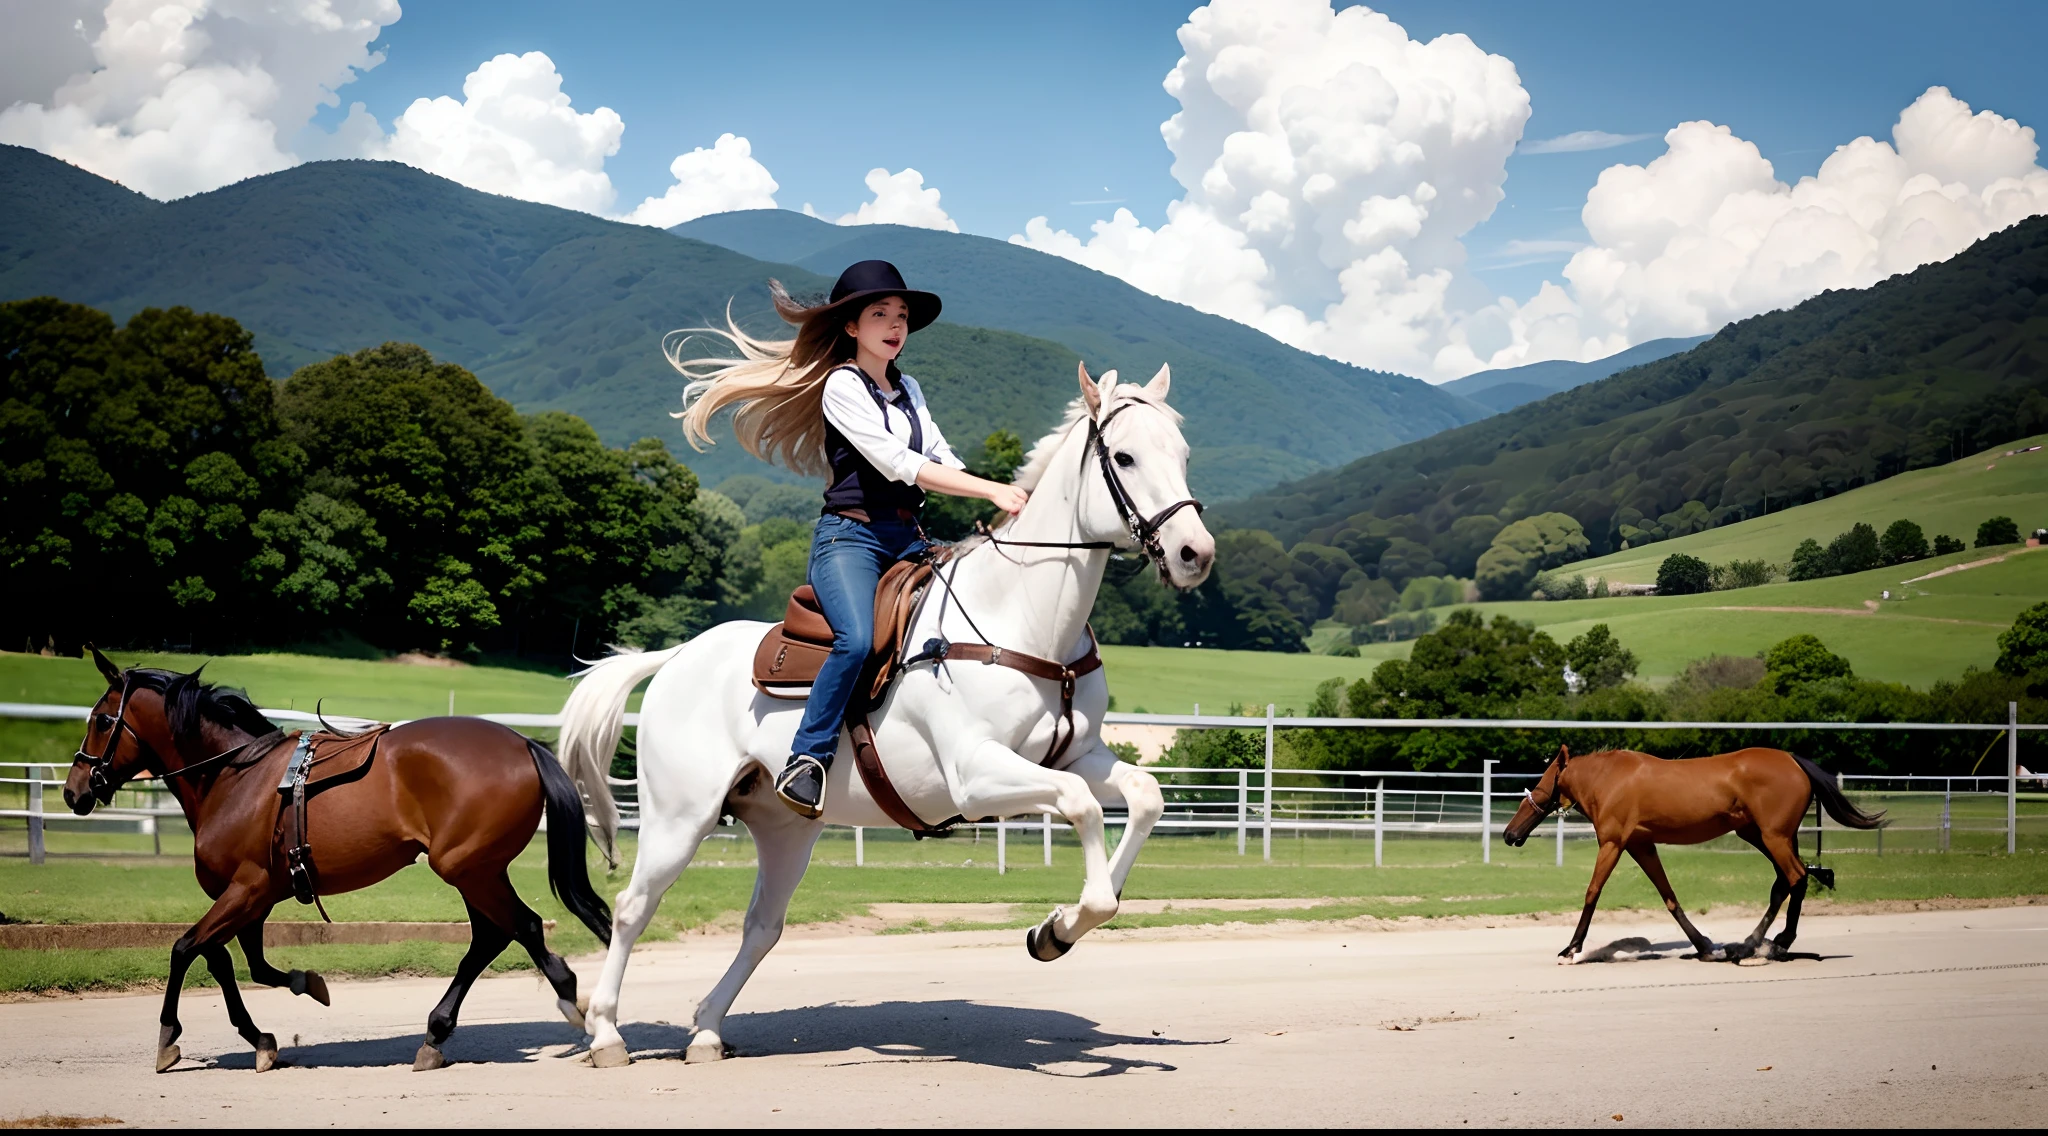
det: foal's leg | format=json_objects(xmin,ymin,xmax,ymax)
[
  {"xmin": 237, "ymin": 919, "xmax": 330, "ymax": 1006},
  {"xmin": 586, "ymin": 799, "xmax": 724, "ymax": 1068},
  {"xmin": 1626, "ymin": 843, "xmax": 1720, "ymax": 960},
  {"xmin": 155, "ymin": 882, "xmax": 268, "ymax": 1073},
  {"xmin": 688, "ymin": 793, "xmax": 823, "ymax": 1063},
  {"xmin": 1562, "ymin": 840, "xmax": 1624, "ymax": 961},
  {"xmin": 201, "ymin": 945, "xmax": 279, "ymax": 1071},
  {"xmin": 414, "ymin": 901, "xmax": 513, "ymax": 1071}
]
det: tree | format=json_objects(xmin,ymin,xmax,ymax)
[
  {"xmin": 1712, "ymin": 558, "xmax": 1773, "ymax": 589},
  {"xmin": 1475, "ymin": 512, "xmax": 1589, "ymax": 600},
  {"xmin": 1566, "ymin": 623, "xmax": 1638, "ymax": 691},
  {"xmin": 1764, "ymin": 633, "xmax": 1853, "ymax": 693},
  {"xmin": 1787, "ymin": 537, "xmax": 1832, "ymax": 581},
  {"xmin": 1826, "ymin": 522, "xmax": 1881, "ymax": 575},
  {"xmin": 1996, "ymin": 602, "xmax": 2048, "ymax": 677},
  {"xmin": 1656, "ymin": 553, "xmax": 1712, "ymax": 595},
  {"xmin": 1977, "ymin": 515, "xmax": 2021, "ymax": 547},
  {"xmin": 1932, "ymin": 534, "xmax": 1965, "ymax": 555},
  {"xmin": 1879, "ymin": 519, "xmax": 1928, "ymax": 564}
]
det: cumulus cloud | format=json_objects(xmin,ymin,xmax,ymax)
[
  {"xmin": 806, "ymin": 167, "xmax": 960, "ymax": 231},
  {"xmin": 0, "ymin": 0, "xmax": 399, "ymax": 199},
  {"xmin": 1517, "ymin": 130, "xmax": 1654, "ymax": 155},
  {"xmin": 1012, "ymin": 0, "xmax": 1530, "ymax": 379},
  {"xmin": 1454, "ymin": 86, "xmax": 2048, "ymax": 374},
  {"xmin": 366, "ymin": 52, "xmax": 624, "ymax": 213},
  {"xmin": 620, "ymin": 133, "xmax": 779, "ymax": 227}
]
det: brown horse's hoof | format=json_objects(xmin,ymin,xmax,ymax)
[
  {"xmin": 413, "ymin": 1042, "xmax": 447, "ymax": 1071},
  {"xmin": 590, "ymin": 1042, "xmax": 631, "ymax": 1069},
  {"xmin": 254, "ymin": 1034, "xmax": 279, "ymax": 1072},
  {"xmin": 292, "ymin": 970, "xmax": 331, "ymax": 1006},
  {"xmin": 155, "ymin": 1044, "xmax": 182, "ymax": 1073}
]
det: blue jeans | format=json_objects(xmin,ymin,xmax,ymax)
[{"xmin": 790, "ymin": 514, "xmax": 928, "ymax": 762}]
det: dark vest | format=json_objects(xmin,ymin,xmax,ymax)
[{"xmin": 822, "ymin": 367, "xmax": 926, "ymax": 518}]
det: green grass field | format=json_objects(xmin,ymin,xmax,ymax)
[{"xmin": 1571, "ymin": 432, "xmax": 2048, "ymax": 585}]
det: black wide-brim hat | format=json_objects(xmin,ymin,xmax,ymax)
[{"xmin": 818, "ymin": 260, "xmax": 942, "ymax": 332}]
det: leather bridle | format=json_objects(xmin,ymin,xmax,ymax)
[
  {"xmin": 74, "ymin": 671, "xmax": 264, "ymax": 806},
  {"xmin": 980, "ymin": 396, "xmax": 1204, "ymax": 584}
]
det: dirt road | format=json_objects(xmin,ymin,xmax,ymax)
[{"xmin": 3, "ymin": 905, "xmax": 2043, "ymax": 1127}]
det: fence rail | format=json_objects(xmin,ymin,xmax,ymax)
[{"xmin": 5, "ymin": 701, "xmax": 2040, "ymax": 868}]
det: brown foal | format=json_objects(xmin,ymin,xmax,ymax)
[
  {"xmin": 62, "ymin": 649, "xmax": 611, "ymax": 1072},
  {"xmin": 1502, "ymin": 745, "xmax": 1883, "ymax": 962}
]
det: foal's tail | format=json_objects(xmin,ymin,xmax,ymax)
[
  {"xmin": 1792, "ymin": 752, "xmax": 1886, "ymax": 830},
  {"xmin": 556, "ymin": 644, "xmax": 686, "ymax": 868},
  {"xmin": 527, "ymin": 736, "xmax": 613, "ymax": 946}
]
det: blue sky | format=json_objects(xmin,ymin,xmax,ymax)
[{"xmin": 318, "ymin": 0, "xmax": 2048, "ymax": 301}]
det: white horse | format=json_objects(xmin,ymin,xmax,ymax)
[{"xmin": 554, "ymin": 362, "xmax": 1214, "ymax": 1066}]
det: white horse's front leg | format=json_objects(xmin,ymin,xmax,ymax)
[
  {"xmin": 952, "ymin": 738, "xmax": 1118, "ymax": 954},
  {"xmin": 1067, "ymin": 749, "xmax": 1165, "ymax": 897}
]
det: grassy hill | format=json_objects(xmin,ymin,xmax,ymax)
[
  {"xmin": 1218, "ymin": 216, "xmax": 2048, "ymax": 558},
  {"xmin": 0, "ymin": 148, "xmax": 1485, "ymax": 499},
  {"xmin": 677, "ymin": 209, "xmax": 1490, "ymax": 495},
  {"xmin": 1439, "ymin": 334, "xmax": 1709, "ymax": 413},
  {"xmin": 1566, "ymin": 432, "xmax": 2048, "ymax": 584}
]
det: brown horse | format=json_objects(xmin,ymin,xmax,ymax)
[
  {"xmin": 1502, "ymin": 745, "xmax": 1883, "ymax": 962},
  {"xmin": 61, "ymin": 649, "xmax": 611, "ymax": 1072}
]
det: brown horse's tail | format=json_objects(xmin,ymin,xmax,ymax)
[
  {"xmin": 1792, "ymin": 752, "xmax": 1886, "ymax": 830},
  {"xmin": 528, "ymin": 737, "xmax": 614, "ymax": 945}
]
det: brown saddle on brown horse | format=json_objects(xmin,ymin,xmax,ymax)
[
  {"xmin": 274, "ymin": 725, "xmax": 392, "ymax": 916},
  {"xmin": 748, "ymin": 557, "xmax": 1103, "ymax": 836}
]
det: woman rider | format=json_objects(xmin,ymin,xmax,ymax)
[{"xmin": 674, "ymin": 261, "xmax": 1028, "ymax": 817}]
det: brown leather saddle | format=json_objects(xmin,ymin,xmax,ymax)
[
  {"xmin": 750, "ymin": 558, "xmax": 1103, "ymax": 836},
  {"xmin": 274, "ymin": 725, "xmax": 390, "ymax": 916}
]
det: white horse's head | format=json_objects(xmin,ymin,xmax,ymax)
[{"xmin": 1052, "ymin": 361, "xmax": 1215, "ymax": 590}]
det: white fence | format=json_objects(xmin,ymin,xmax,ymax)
[{"xmin": 5, "ymin": 701, "xmax": 2042, "ymax": 870}]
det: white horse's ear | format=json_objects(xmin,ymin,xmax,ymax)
[
  {"xmin": 1143, "ymin": 363, "xmax": 1171, "ymax": 401},
  {"xmin": 1095, "ymin": 369, "xmax": 1118, "ymax": 420},
  {"xmin": 1078, "ymin": 361, "xmax": 1101, "ymax": 416}
]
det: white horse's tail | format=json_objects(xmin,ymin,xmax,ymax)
[{"xmin": 558, "ymin": 645, "xmax": 683, "ymax": 867}]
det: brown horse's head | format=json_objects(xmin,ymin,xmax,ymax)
[
  {"xmin": 62, "ymin": 647, "xmax": 272, "ymax": 815},
  {"xmin": 1502, "ymin": 744, "xmax": 1573, "ymax": 848}
]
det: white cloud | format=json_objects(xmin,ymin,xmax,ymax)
[
  {"xmin": 1011, "ymin": 0, "xmax": 1531, "ymax": 379},
  {"xmin": 620, "ymin": 133, "xmax": 779, "ymax": 227},
  {"xmin": 807, "ymin": 167, "xmax": 960, "ymax": 231},
  {"xmin": 368, "ymin": 51, "xmax": 624, "ymax": 214},
  {"xmin": 1456, "ymin": 86, "xmax": 2048, "ymax": 374},
  {"xmin": 0, "ymin": 0, "xmax": 399, "ymax": 199},
  {"xmin": 1517, "ymin": 130, "xmax": 1653, "ymax": 155}
]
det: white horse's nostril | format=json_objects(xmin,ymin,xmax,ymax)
[{"xmin": 1179, "ymin": 545, "xmax": 1197, "ymax": 562}]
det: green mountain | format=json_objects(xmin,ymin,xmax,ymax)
[
  {"xmin": 0, "ymin": 149, "xmax": 1485, "ymax": 498},
  {"xmin": 676, "ymin": 210, "xmax": 1489, "ymax": 494},
  {"xmin": 1440, "ymin": 334, "xmax": 1710, "ymax": 413},
  {"xmin": 1216, "ymin": 215, "xmax": 2048, "ymax": 567}
]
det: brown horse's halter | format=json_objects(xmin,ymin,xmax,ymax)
[{"xmin": 75, "ymin": 672, "xmax": 263, "ymax": 805}]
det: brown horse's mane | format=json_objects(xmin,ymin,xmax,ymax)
[{"xmin": 122, "ymin": 667, "xmax": 276, "ymax": 745}]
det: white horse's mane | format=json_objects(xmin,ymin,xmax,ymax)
[{"xmin": 1009, "ymin": 385, "xmax": 1182, "ymax": 493}]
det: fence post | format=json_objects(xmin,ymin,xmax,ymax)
[
  {"xmin": 28, "ymin": 763, "xmax": 45, "ymax": 866},
  {"xmin": 1942, "ymin": 780, "xmax": 1952, "ymax": 852},
  {"xmin": 2010, "ymin": 701, "xmax": 2020, "ymax": 855},
  {"xmin": 1236, "ymin": 769, "xmax": 1248, "ymax": 856},
  {"xmin": 855, "ymin": 826, "xmax": 864, "ymax": 867},
  {"xmin": 1043, "ymin": 811, "xmax": 1052, "ymax": 867},
  {"xmin": 997, "ymin": 817, "xmax": 1007, "ymax": 875},
  {"xmin": 1555, "ymin": 805, "xmax": 1565, "ymax": 867},
  {"xmin": 1481, "ymin": 759, "xmax": 1496, "ymax": 864},
  {"xmin": 1373, "ymin": 778, "xmax": 1383, "ymax": 868},
  {"xmin": 1262, "ymin": 704, "xmax": 1275, "ymax": 863}
]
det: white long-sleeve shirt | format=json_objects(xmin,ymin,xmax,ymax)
[{"xmin": 820, "ymin": 365, "xmax": 965, "ymax": 485}]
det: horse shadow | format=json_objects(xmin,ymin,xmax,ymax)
[
  {"xmin": 208, "ymin": 1001, "xmax": 1216, "ymax": 1077},
  {"xmin": 1573, "ymin": 936, "xmax": 1844, "ymax": 965}
]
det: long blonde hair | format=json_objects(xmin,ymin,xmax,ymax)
[{"xmin": 668, "ymin": 281, "xmax": 881, "ymax": 477}]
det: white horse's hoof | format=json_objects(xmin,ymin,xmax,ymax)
[
  {"xmin": 253, "ymin": 1033, "xmax": 279, "ymax": 1072},
  {"xmin": 1026, "ymin": 909, "xmax": 1074, "ymax": 962},
  {"xmin": 558, "ymin": 996, "xmax": 587, "ymax": 1034},
  {"xmin": 413, "ymin": 1042, "xmax": 447, "ymax": 1071},
  {"xmin": 155, "ymin": 1044, "xmax": 181, "ymax": 1073},
  {"xmin": 685, "ymin": 1034, "xmax": 726, "ymax": 1063},
  {"xmin": 590, "ymin": 1042, "xmax": 631, "ymax": 1069}
]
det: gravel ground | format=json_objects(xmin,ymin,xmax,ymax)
[{"xmin": 1, "ymin": 905, "xmax": 2042, "ymax": 1128}]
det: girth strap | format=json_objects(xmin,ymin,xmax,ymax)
[{"xmin": 848, "ymin": 718, "xmax": 964, "ymax": 838}]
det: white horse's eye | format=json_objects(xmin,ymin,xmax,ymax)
[{"xmin": 1114, "ymin": 452, "xmax": 1135, "ymax": 468}]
